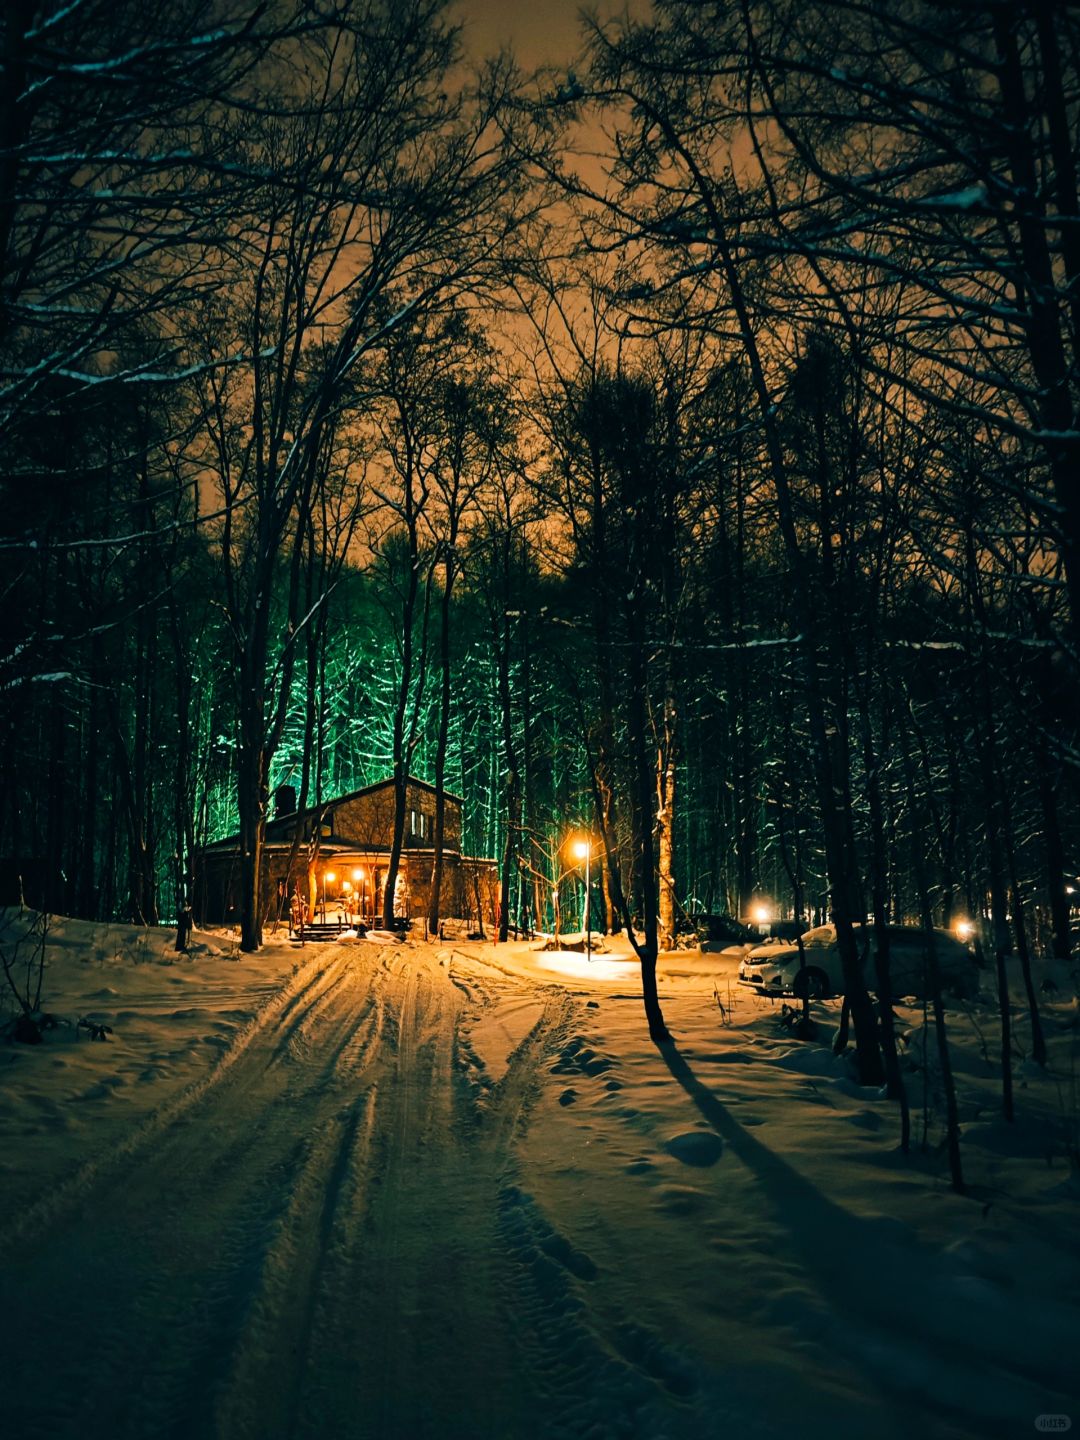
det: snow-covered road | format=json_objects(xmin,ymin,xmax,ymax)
[
  {"xmin": 3, "ymin": 943, "xmax": 583, "ymax": 1437},
  {"xmin": 2, "ymin": 934, "xmax": 1076, "ymax": 1439}
]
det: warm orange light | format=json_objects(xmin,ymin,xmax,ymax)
[
  {"xmin": 955, "ymin": 919, "xmax": 975, "ymax": 942},
  {"xmin": 752, "ymin": 903, "xmax": 771, "ymax": 926},
  {"xmin": 342, "ymin": 880, "xmax": 352, "ymax": 894},
  {"xmin": 352, "ymin": 867, "xmax": 364, "ymax": 882},
  {"xmin": 324, "ymin": 871, "xmax": 336, "ymax": 885},
  {"xmin": 572, "ymin": 838, "xmax": 590, "ymax": 861}
]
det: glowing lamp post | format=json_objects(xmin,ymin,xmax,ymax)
[
  {"xmin": 353, "ymin": 867, "xmax": 366, "ymax": 917},
  {"xmin": 955, "ymin": 919, "xmax": 975, "ymax": 943},
  {"xmin": 572, "ymin": 837, "xmax": 592, "ymax": 961},
  {"xmin": 323, "ymin": 870, "xmax": 336, "ymax": 923},
  {"xmin": 752, "ymin": 902, "xmax": 771, "ymax": 934}
]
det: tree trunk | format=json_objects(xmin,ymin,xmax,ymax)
[
  {"xmin": 237, "ymin": 735, "xmax": 267, "ymax": 952},
  {"xmin": 899, "ymin": 720, "xmax": 965, "ymax": 1194},
  {"xmin": 856, "ymin": 678, "xmax": 910, "ymax": 1141},
  {"xmin": 428, "ymin": 550, "xmax": 454, "ymax": 932},
  {"xmin": 496, "ymin": 526, "xmax": 521, "ymax": 944},
  {"xmin": 626, "ymin": 578, "xmax": 670, "ymax": 1042},
  {"xmin": 1039, "ymin": 759, "xmax": 1072, "ymax": 963},
  {"xmin": 1004, "ymin": 825, "xmax": 1048, "ymax": 1069},
  {"xmin": 992, "ymin": 9, "xmax": 1080, "ymax": 649},
  {"xmin": 654, "ymin": 155, "xmax": 881, "ymax": 1081},
  {"xmin": 657, "ymin": 735, "xmax": 676, "ymax": 950}
]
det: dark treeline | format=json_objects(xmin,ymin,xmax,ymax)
[{"xmin": 2, "ymin": 2, "xmax": 1077, "ymax": 1094}]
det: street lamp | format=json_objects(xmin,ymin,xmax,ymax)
[
  {"xmin": 352, "ymin": 867, "xmax": 366, "ymax": 918},
  {"xmin": 324, "ymin": 870, "xmax": 336, "ymax": 923},
  {"xmin": 572, "ymin": 837, "xmax": 592, "ymax": 961}
]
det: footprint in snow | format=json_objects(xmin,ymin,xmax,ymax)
[
  {"xmin": 539, "ymin": 1230, "xmax": 599, "ymax": 1281},
  {"xmin": 613, "ymin": 1320, "xmax": 698, "ymax": 1398},
  {"xmin": 665, "ymin": 1131, "xmax": 723, "ymax": 1167},
  {"xmin": 655, "ymin": 1184, "xmax": 708, "ymax": 1217},
  {"xmin": 499, "ymin": 1185, "xmax": 599, "ymax": 1282}
]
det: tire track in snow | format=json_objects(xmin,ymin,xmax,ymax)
[
  {"xmin": 475, "ymin": 990, "xmax": 577, "ymax": 1154},
  {"xmin": 281, "ymin": 957, "xmax": 577, "ymax": 1439},
  {"xmin": 1, "ymin": 944, "xmax": 629, "ymax": 1440},
  {"xmin": 483, "ymin": 998, "xmax": 700, "ymax": 1440},
  {"xmin": 0, "ymin": 947, "xmax": 386, "ymax": 1439},
  {"xmin": 0, "ymin": 941, "xmax": 356, "ymax": 1258},
  {"xmin": 263, "ymin": 955, "xmax": 359, "ymax": 1068},
  {"xmin": 211, "ymin": 1089, "xmax": 380, "ymax": 1440}
]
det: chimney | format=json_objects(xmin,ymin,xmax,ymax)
[{"xmin": 275, "ymin": 784, "xmax": 297, "ymax": 818}]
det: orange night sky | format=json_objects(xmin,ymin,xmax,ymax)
[{"xmin": 457, "ymin": 0, "xmax": 598, "ymax": 67}]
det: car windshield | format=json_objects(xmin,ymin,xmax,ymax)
[{"xmin": 800, "ymin": 925, "xmax": 836, "ymax": 946}]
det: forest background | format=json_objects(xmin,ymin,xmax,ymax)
[{"xmin": 2, "ymin": 0, "xmax": 1076, "ymax": 1071}]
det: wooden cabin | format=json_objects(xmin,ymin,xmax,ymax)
[{"xmin": 194, "ymin": 777, "xmax": 497, "ymax": 929}]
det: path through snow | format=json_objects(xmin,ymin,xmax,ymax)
[{"xmin": 1, "ymin": 934, "xmax": 1077, "ymax": 1438}]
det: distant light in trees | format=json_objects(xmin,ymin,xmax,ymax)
[
  {"xmin": 752, "ymin": 902, "xmax": 772, "ymax": 928},
  {"xmin": 955, "ymin": 919, "xmax": 975, "ymax": 942}
]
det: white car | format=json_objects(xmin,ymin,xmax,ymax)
[{"xmin": 737, "ymin": 923, "xmax": 977, "ymax": 1001}]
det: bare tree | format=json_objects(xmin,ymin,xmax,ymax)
[
  {"xmin": 424, "ymin": 337, "xmax": 507, "ymax": 933},
  {"xmin": 192, "ymin": 5, "xmax": 529, "ymax": 948}
]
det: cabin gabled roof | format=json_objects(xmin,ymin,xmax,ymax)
[
  {"xmin": 299, "ymin": 775, "xmax": 464, "ymax": 809},
  {"xmin": 201, "ymin": 775, "xmax": 463, "ymax": 854}
]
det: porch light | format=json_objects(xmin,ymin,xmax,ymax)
[{"xmin": 320, "ymin": 869, "xmax": 336, "ymax": 924}]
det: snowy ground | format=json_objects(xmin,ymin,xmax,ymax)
[{"xmin": 1, "ymin": 914, "xmax": 1078, "ymax": 1438}]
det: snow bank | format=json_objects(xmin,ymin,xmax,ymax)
[
  {"xmin": 0, "ymin": 913, "xmax": 302, "ymax": 1222},
  {"xmin": 2, "ymin": 917, "xmax": 1076, "ymax": 1437}
]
